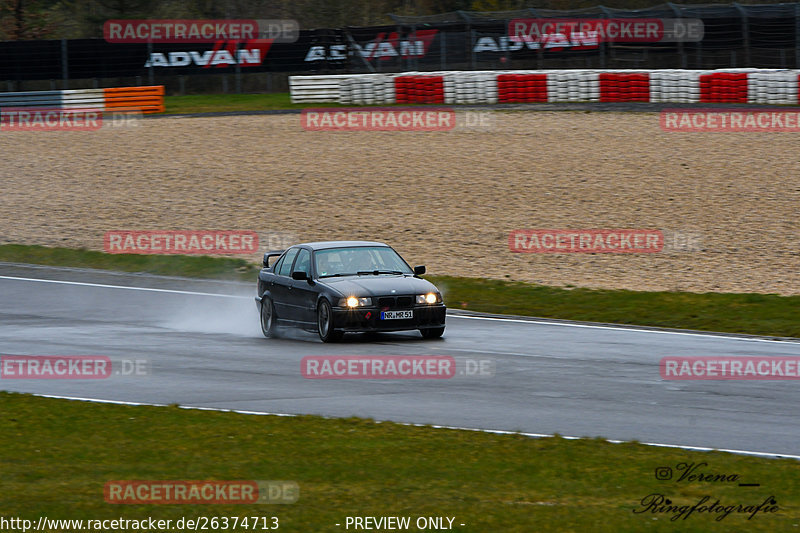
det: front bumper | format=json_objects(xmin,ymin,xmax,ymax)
[{"xmin": 332, "ymin": 304, "xmax": 446, "ymax": 332}]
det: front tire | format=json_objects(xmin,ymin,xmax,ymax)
[
  {"xmin": 260, "ymin": 297, "xmax": 277, "ymax": 338},
  {"xmin": 317, "ymin": 299, "xmax": 343, "ymax": 342},
  {"xmin": 420, "ymin": 327, "xmax": 445, "ymax": 339}
]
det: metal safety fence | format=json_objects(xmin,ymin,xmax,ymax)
[{"xmin": 1, "ymin": 3, "xmax": 800, "ymax": 95}]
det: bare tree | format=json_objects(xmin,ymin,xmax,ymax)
[{"xmin": 0, "ymin": 0, "xmax": 60, "ymax": 39}]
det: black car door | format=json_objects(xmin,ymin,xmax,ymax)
[
  {"xmin": 289, "ymin": 248, "xmax": 318, "ymax": 325},
  {"xmin": 271, "ymin": 247, "xmax": 299, "ymax": 321}
]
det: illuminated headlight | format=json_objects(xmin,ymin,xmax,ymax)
[
  {"xmin": 416, "ymin": 292, "xmax": 442, "ymax": 305},
  {"xmin": 339, "ymin": 297, "xmax": 372, "ymax": 308}
]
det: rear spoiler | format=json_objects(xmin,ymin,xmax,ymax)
[{"xmin": 262, "ymin": 250, "xmax": 285, "ymax": 269}]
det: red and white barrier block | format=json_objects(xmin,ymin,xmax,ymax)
[{"xmin": 291, "ymin": 69, "xmax": 800, "ymax": 106}]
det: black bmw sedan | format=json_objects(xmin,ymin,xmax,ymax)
[{"xmin": 255, "ymin": 241, "xmax": 446, "ymax": 342}]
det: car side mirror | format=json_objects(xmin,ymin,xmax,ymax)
[
  {"xmin": 414, "ymin": 265, "xmax": 426, "ymax": 275},
  {"xmin": 263, "ymin": 253, "xmax": 270, "ymax": 268},
  {"xmin": 291, "ymin": 270, "xmax": 309, "ymax": 281}
]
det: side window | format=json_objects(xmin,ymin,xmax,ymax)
[
  {"xmin": 278, "ymin": 248, "xmax": 300, "ymax": 277},
  {"xmin": 293, "ymin": 249, "xmax": 311, "ymax": 275},
  {"xmin": 272, "ymin": 254, "xmax": 285, "ymax": 273}
]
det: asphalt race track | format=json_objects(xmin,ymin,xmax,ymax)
[{"xmin": 2, "ymin": 262, "xmax": 800, "ymax": 457}]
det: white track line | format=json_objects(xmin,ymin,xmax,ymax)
[
  {"xmin": 29, "ymin": 393, "xmax": 800, "ymax": 460},
  {"xmin": 2, "ymin": 274, "xmax": 799, "ymax": 344},
  {"xmin": 450, "ymin": 315, "xmax": 800, "ymax": 344},
  {"xmin": 0, "ymin": 275, "xmax": 246, "ymax": 299}
]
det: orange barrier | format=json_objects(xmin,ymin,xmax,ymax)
[{"xmin": 103, "ymin": 86, "xmax": 165, "ymax": 113}]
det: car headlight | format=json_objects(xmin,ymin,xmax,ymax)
[
  {"xmin": 416, "ymin": 292, "xmax": 442, "ymax": 304},
  {"xmin": 339, "ymin": 296, "xmax": 372, "ymax": 308}
]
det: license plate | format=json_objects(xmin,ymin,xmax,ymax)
[{"xmin": 381, "ymin": 310, "xmax": 413, "ymax": 320}]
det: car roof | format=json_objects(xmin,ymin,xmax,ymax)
[{"xmin": 297, "ymin": 241, "xmax": 390, "ymax": 251}]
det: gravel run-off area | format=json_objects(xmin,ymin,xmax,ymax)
[{"xmin": 1, "ymin": 111, "xmax": 797, "ymax": 295}]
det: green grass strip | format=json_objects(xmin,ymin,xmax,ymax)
[
  {"xmin": 429, "ymin": 275, "xmax": 800, "ymax": 338},
  {"xmin": 0, "ymin": 244, "xmax": 259, "ymax": 281},
  {"xmin": 0, "ymin": 392, "xmax": 797, "ymax": 532},
  {"xmin": 162, "ymin": 93, "xmax": 455, "ymax": 114},
  {"xmin": 163, "ymin": 93, "xmax": 344, "ymax": 114}
]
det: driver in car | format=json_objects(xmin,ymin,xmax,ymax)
[{"xmin": 346, "ymin": 250, "xmax": 375, "ymax": 272}]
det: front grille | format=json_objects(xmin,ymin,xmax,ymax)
[{"xmin": 377, "ymin": 296, "xmax": 414, "ymax": 309}]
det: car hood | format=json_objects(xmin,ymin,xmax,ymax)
[{"xmin": 319, "ymin": 275, "xmax": 439, "ymax": 298}]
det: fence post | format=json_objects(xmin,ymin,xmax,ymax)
[
  {"xmin": 235, "ymin": 46, "xmax": 242, "ymax": 93},
  {"xmin": 470, "ymin": 29, "xmax": 476, "ymax": 70},
  {"xmin": 60, "ymin": 39, "xmax": 68, "ymax": 89},
  {"xmin": 696, "ymin": 40, "xmax": 703, "ymax": 68},
  {"xmin": 503, "ymin": 18, "xmax": 509, "ymax": 69},
  {"xmin": 411, "ymin": 24, "xmax": 418, "ymax": 71},
  {"xmin": 796, "ymin": 3, "xmax": 800, "ymax": 68},
  {"xmin": 399, "ymin": 26, "xmax": 406, "ymax": 71},
  {"xmin": 668, "ymin": 3, "xmax": 687, "ymax": 68},
  {"xmin": 526, "ymin": 8, "xmax": 543, "ymax": 69},
  {"xmin": 147, "ymin": 41, "xmax": 154, "ymax": 85},
  {"xmin": 455, "ymin": 10, "xmax": 474, "ymax": 70},
  {"xmin": 440, "ymin": 30, "xmax": 446, "ymax": 70},
  {"xmin": 733, "ymin": 3, "xmax": 750, "ymax": 67},
  {"xmin": 677, "ymin": 36, "xmax": 686, "ymax": 68},
  {"xmin": 599, "ymin": 6, "xmax": 611, "ymax": 68},
  {"xmin": 537, "ymin": 32, "xmax": 544, "ymax": 68}
]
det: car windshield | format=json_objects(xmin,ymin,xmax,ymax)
[{"xmin": 315, "ymin": 246, "xmax": 413, "ymax": 278}]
